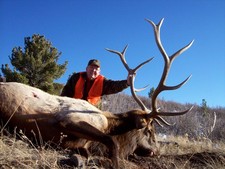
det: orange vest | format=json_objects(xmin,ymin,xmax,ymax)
[{"xmin": 74, "ymin": 72, "xmax": 104, "ymax": 106}]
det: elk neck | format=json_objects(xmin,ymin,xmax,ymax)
[{"xmin": 103, "ymin": 109, "xmax": 148, "ymax": 135}]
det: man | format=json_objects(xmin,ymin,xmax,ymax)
[{"xmin": 61, "ymin": 59, "xmax": 131, "ymax": 107}]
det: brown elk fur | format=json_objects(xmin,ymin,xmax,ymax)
[
  {"xmin": 89, "ymin": 123, "xmax": 158, "ymax": 158},
  {"xmin": 0, "ymin": 82, "xmax": 157, "ymax": 168}
]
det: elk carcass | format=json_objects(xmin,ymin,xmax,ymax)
[{"xmin": 0, "ymin": 18, "xmax": 193, "ymax": 169}]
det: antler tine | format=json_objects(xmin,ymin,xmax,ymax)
[
  {"xmin": 157, "ymin": 106, "xmax": 194, "ymax": 117},
  {"xmin": 154, "ymin": 106, "xmax": 194, "ymax": 126},
  {"xmin": 133, "ymin": 57, "xmax": 154, "ymax": 72},
  {"xmin": 165, "ymin": 75, "xmax": 192, "ymax": 91},
  {"xmin": 135, "ymin": 84, "xmax": 149, "ymax": 92},
  {"xmin": 106, "ymin": 46, "xmax": 153, "ymax": 111},
  {"xmin": 105, "ymin": 45, "xmax": 130, "ymax": 72},
  {"xmin": 154, "ymin": 118, "xmax": 164, "ymax": 127},
  {"xmin": 155, "ymin": 116, "xmax": 174, "ymax": 126},
  {"xmin": 145, "ymin": 18, "xmax": 168, "ymax": 59},
  {"xmin": 171, "ymin": 40, "xmax": 194, "ymax": 62},
  {"xmin": 145, "ymin": 18, "xmax": 194, "ymax": 124}
]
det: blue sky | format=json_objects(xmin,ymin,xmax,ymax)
[{"xmin": 0, "ymin": 0, "xmax": 224, "ymax": 108}]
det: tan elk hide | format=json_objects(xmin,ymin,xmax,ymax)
[{"xmin": 0, "ymin": 82, "xmax": 158, "ymax": 167}]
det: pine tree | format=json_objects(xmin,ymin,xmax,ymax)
[
  {"xmin": 1, "ymin": 34, "xmax": 68, "ymax": 94},
  {"xmin": 148, "ymin": 87, "xmax": 155, "ymax": 99},
  {"xmin": 201, "ymin": 99, "xmax": 208, "ymax": 117}
]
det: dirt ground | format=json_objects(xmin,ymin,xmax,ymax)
[
  {"xmin": 58, "ymin": 151, "xmax": 225, "ymax": 169},
  {"xmin": 128, "ymin": 152, "xmax": 225, "ymax": 169}
]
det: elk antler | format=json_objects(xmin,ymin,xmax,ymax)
[
  {"xmin": 105, "ymin": 45, "xmax": 153, "ymax": 112},
  {"xmin": 106, "ymin": 18, "xmax": 194, "ymax": 126},
  {"xmin": 145, "ymin": 18, "xmax": 194, "ymax": 125}
]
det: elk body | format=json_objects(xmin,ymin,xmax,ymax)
[
  {"xmin": 0, "ymin": 19, "xmax": 193, "ymax": 168},
  {"xmin": 0, "ymin": 82, "xmax": 157, "ymax": 168}
]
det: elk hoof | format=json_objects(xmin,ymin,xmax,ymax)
[
  {"xmin": 134, "ymin": 147, "xmax": 158, "ymax": 157},
  {"xmin": 70, "ymin": 154, "xmax": 86, "ymax": 167}
]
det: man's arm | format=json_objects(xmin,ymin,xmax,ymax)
[{"xmin": 102, "ymin": 78, "xmax": 129, "ymax": 95}]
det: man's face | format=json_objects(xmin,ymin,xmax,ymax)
[{"xmin": 86, "ymin": 65, "xmax": 100, "ymax": 80}]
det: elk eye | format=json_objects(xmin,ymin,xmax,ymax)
[{"xmin": 144, "ymin": 128, "xmax": 151, "ymax": 137}]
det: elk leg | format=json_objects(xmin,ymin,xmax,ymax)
[{"xmin": 58, "ymin": 121, "xmax": 119, "ymax": 168}]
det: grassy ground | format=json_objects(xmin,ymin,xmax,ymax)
[
  {"xmin": 0, "ymin": 131, "xmax": 225, "ymax": 169},
  {"xmin": 137, "ymin": 135, "xmax": 225, "ymax": 169}
]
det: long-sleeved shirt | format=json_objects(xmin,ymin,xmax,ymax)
[{"xmin": 61, "ymin": 72, "xmax": 129, "ymax": 100}]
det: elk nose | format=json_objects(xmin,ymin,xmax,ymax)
[{"xmin": 147, "ymin": 148, "xmax": 160, "ymax": 157}]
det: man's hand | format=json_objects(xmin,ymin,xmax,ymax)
[{"xmin": 126, "ymin": 70, "xmax": 136, "ymax": 86}]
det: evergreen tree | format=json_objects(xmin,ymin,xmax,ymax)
[
  {"xmin": 201, "ymin": 99, "xmax": 209, "ymax": 117},
  {"xmin": 148, "ymin": 87, "xmax": 155, "ymax": 99},
  {"xmin": 1, "ymin": 34, "xmax": 68, "ymax": 94}
]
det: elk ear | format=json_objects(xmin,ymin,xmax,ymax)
[{"xmin": 136, "ymin": 117, "xmax": 148, "ymax": 129}]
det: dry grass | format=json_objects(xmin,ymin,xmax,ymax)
[
  {"xmin": 0, "ymin": 132, "xmax": 61, "ymax": 168},
  {"xmin": 157, "ymin": 134, "xmax": 225, "ymax": 155},
  {"xmin": 0, "ymin": 131, "xmax": 225, "ymax": 169}
]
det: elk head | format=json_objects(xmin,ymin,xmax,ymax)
[{"xmin": 106, "ymin": 18, "xmax": 194, "ymax": 154}]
